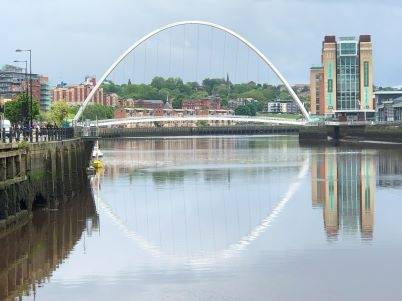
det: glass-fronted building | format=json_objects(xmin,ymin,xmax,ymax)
[
  {"xmin": 336, "ymin": 37, "xmax": 360, "ymax": 111},
  {"xmin": 0, "ymin": 65, "xmax": 51, "ymax": 111},
  {"xmin": 310, "ymin": 35, "xmax": 374, "ymax": 120}
]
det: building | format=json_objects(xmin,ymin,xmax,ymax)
[
  {"xmin": 131, "ymin": 99, "xmax": 164, "ymax": 116},
  {"xmin": 228, "ymin": 98, "xmax": 258, "ymax": 110},
  {"xmin": 0, "ymin": 65, "xmax": 31, "ymax": 99},
  {"xmin": 265, "ymin": 100, "xmax": 300, "ymax": 114},
  {"xmin": 280, "ymin": 101, "xmax": 300, "ymax": 114},
  {"xmin": 374, "ymin": 91, "xmax": 402, "ymax": 122},
  {"xmin": 310, "ymin": 67, "xmax": 325, "ymax": 115},
  {"xmin": 133, "ymin": 99, "xmax": 164, "ymax": 109},
  {"xmin": 22, "ymin": 76, "xmax": 51, "ymax": 111},
  {"xmin": 52, "ymin": 76, "xmax": 118, "ymax": 107},
  {"xmin": 182, "ymin": 97, "xmax": 221, "ymax": 115},
  {"xmin": 0, "ymin": 65, "xmax": 51, "ymax": 111},
  {"xmin": 310, "ymin": 35, "xmax": 374, "ymax": 120},
  {"xmin": 266, "ymin": 102, "xmax": 281, "ymax": 113}
]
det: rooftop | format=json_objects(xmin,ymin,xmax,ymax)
[
  {"xmin": 135, "ymin": 99, "xmax": 163, "ymax": 104},
  {"xmin": 374, "ymin": 90, "xmax": 402, "ymax": 95}
]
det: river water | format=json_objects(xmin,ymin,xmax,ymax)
[{"xmin": 1, "ymin": 135, "xmax": 402, "ymax": 301}]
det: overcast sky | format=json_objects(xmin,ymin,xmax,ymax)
[{"xmin": 2, "ymin": 0, "xmax": 401, "ymax": 86}]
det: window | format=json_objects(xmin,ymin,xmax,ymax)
[
  {"xmin": 328, "ymin": 79, "xmax": 333, "ymax": 93},
  {"xmin": 340, "ymin": 42, "xmax": 357, "ymax": 56},
  {"xmin": 364, "ymin": 62, "xmax": 369, "ymax": 87}
]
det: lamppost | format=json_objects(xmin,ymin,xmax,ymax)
[
  {"xmin": 14, "ymin": 60, "xmax": 29, "ymax": 124},
  {"xmin": 15, "ymin": 49, "xmax": 32, "ymax": 127}
]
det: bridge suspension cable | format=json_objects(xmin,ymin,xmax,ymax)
[{"xmin": 73, "ymin": 20, "xmax": 311, "ymax": 123}]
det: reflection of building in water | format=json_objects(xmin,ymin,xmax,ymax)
[
  {"xmin": 0, "ymin": 185, "xmax": 98, "ymax": 301},
  {"xmin": 377, "ymin": 149, "xmax": 402, "ymax": 188},
  {"xmin": 311, "ymin": 149, "xmax": 376, "ymax": 239}
]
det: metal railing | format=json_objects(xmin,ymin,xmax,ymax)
[
  {"xmin": 77, "ymin": 115, "xmax": 307, "ymax": 127},
  {"xmin": 0, "ymin": 127, "xmax": 75, "ymax": 144}
]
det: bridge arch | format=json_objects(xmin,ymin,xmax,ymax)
[
  {"xmin": 94, "ymin": 157, "xmax": 310, "ymax": 267},
  {"xmin": 73, "ymin": 20, "xmax": 311, "ymax": 123}
]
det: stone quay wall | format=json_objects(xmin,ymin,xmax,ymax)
[
  {"xmin": 299, "ymin": 124, "xmax": 402, "ymax": 144},
  {"xmin": 98, "ymin": 125, "xmax": 300, "ymax": 138},
  {"xmin": 0, "ymin": 139, "xmax": 93, "ymax": 233}
]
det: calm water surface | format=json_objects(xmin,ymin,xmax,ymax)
[{"xmin": 1, "ymin": 135, "xmax": 402, "ymax": 301}]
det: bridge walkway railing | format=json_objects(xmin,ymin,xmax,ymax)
[{"xmin": 0, "ymin": 127, "xmax": 75, "ymax": 144}]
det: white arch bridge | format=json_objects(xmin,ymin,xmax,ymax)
[
  {"xmin": 73, "ymin": 20, "xmax": 312, "ymax": 125},
  {"xmin": 85, "ymin": 115, "xmax": 307, "ymax": 127}
]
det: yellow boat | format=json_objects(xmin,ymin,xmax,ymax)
[{"xmin": 91, "ymin": 159, "xmax": 104, "ymax": 170}]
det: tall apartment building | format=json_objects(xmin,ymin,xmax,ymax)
[
  {"xmin": 52, "ymin": 76, "xmax": 118, "ymax": 106},
  {"xmin": 310, "ymin": 35, "xmax": 374, "ymax": 120},
  {"xmin": 0, "ymin": 65, "xmax": 51, "ymax": 111},
  {"xmin": 22, "ymin": 76, "xmax": 51, "ymax": 111}
]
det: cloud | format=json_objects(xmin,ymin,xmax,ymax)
[{"xmin": 1, "ymin": 0, "xmax": 401, "ymax": 86}]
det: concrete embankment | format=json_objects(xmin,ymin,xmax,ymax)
[
  {"xmin": 299, "ymin": 124, "xmax": 402, "ymax": 144},
  {"xmin": 0, "ymin": 139, "xmax": 93, "ymax": 234},
  {"xmin": 98, "ymin": 125, "xmax": 300, "ymax": 138}
]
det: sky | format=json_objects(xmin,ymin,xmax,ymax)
[{"xmin": 1, "ymin": 0, "xmax": 401, "ymax": 87}]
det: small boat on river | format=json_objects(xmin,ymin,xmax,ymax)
[{"xmin": 92, "ymin": 140, "xmax": 103, "ymax": 158}]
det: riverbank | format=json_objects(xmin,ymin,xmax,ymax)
[
  {"xmin": 299, "ymin": 124, "xmax": 402, "ymax": 144},
  {"xmin": 0, "ymin": 138, "xmax": 93, "ymax": 235},
  {"xmin": 98, "ymin": 125, "xmax": 299, "ymax": 138}
]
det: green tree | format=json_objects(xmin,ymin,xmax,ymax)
[
  {"xmin": 81, "ymin": 103, "xmax": 115, "ymax": 120},
  {"xmin": 190, "ymin": 91, "xmax": 208, "ymax": 99},
  {"xmin": 279, "ymin": 90, "xmax": 291, "ymax": 100},
  {"xmin": 49, "ymin": 101, "xmax": 70, "ymax": 126},
  {"xmin": 202, "ymin": 78, "xmax": 226, "ymax": 94},
  {"xmin": 102, "ymin": 81, "xmax": 122, "ymax": 95},
  {"xmin": 234, "ymin": 103, "xmax": 258, "ymax": 116},
  {"xmin": 196, "ymin": 120, "xmax": 209, "ymax": 127},
  {"xmin": 235, "ymin": 105, "xmax": 251, "ymax": 116},
  {"xmin": 4, "ymin": 93, "xmax": 39, "ymax": 124},
  {"xmin": 151, "ymin": 76, "xmax": 166, "ymax": 90},
  {"xmin": 240, "ymin": 89, "xmax": 265, "ymax": 101}
]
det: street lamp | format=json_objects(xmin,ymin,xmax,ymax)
[
  {"xmin": 13, "ymin": 60, "xmax": 29, "ymax": 123},
  {"xmin": 16, "ymin": 49, "xmax": 32, "ymax": 127}
]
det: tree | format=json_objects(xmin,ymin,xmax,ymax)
[
  {"xmin": 190, "ymin": 91, "xmax": 208, "ymax": 99},
  {"xmin": 151, "ymin": 76, "xmax": 165, "ymax": 90},
  {"xmin": 196, "ymin": 120, "xmax": 209, "ymax": 127},
  {"xmin": 81, "ymin": 103, "xmax": 115, "ymax": 120},
  {"xmin": 234, "ymin": 103, "xmax": 258, "ymax": 116},
  {"xmin": 4, "ymin": 93, "xmax": 39, "ymax": 124},
  {"xmin": 279, "ymin": 90, "xmax": 291, "ymax": 100},
  {"xmin": 235, "ymin": 105, "xmax": 251, "ymax": 116},
  {"xmin": 49, "ymin": 101, "xmax": 70, "ymax": 126},
  {"xmin": 102, "ymin": 81, "xmax": 122, "ymax": 95},
  {"xmin": 240, "ymin": 89, "xmax": 265, "ymax": 101},
  {"xmin": 202, "ymin": 78, "xmax": 226, "ymax": 94}
]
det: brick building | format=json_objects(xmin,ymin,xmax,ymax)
[
  {"xmin": 182, "ymin": 97, "xmax": 221, "ymax": 115},
  {"xmin": 52, "ymin": 76, "xmax": 118, "ymax": 106}
]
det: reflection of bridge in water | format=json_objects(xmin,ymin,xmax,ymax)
[
  {"xmin": 97, "ymin": 138, "xmax": 402, "ymax": 262},
  {"xmin": 0, "ymin": 185, "xmax": 98, "ymax": 301},
  {"xmin": 94, "ymin": 159, "xmax": 309, "ymax": 267},
  {"xmin": 93, "ymin": 136, "xmax": 309, "ymax": 267}
]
